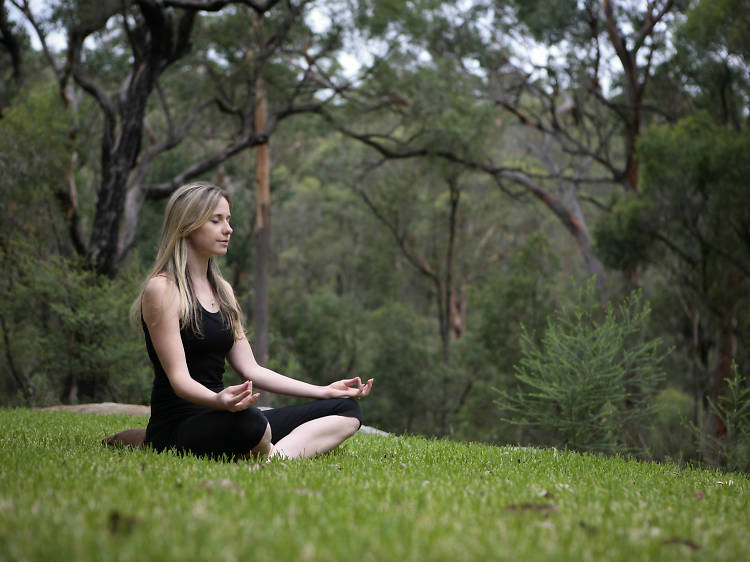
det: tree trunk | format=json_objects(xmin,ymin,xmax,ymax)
[
  {"xmin": 88, "ymin": 160, "xmax": 136, "ymax": 276},
  {"xmin": 502, "ymin": 170, "xmax": 607, "ymax": 297},
  {"xmin": 253, "ymin": 79, "xmax": 271, "ymax": 406},
  {"xmin": 0, "ymin": 314, "xmax": 33, "ymax": 405},
  {"xmin": 0, "ymin": 3, "xmax": 24, "ymax": 113}
]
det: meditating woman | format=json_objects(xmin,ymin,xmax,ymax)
[{"xmin": 105, "ymin": 181, "xmax": 373, "ymax": 459}]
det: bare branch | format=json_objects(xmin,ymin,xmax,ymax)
[
  {"xmin": 160, "ymin": 0, "xmax": 280, "ymax": 12},
  {"xmin": 8, "ymin": 0, "xmax": 63, "ymax": 86},
  {"xmin": 355, "ymin": 184, "xmax": 439, "ymax": 283},
  {"xmin": 602, "ymin": 0, "xmax": 635, "ymax": 83},
  {"xmin": 633, "ymin": 0, "xmax": 676, "ymax": 54}
]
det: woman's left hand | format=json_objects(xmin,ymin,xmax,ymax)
[{"xmin": 323, "ymin": 377, "xmax": 374, "ymax": 400}]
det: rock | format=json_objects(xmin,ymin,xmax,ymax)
[
  {"xmin": 358, "ymin": 425, "xmax": 391, "ymax": 436},
  {"xmin": 37, "ymin": 402, "xmax": 150, "ymax": 416}
]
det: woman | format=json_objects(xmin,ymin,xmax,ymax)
[{"xmin": 105, "ymin": 181, "xmax": 373, "ymax": 459}]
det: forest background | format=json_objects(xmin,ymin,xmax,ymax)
[{"xmin": 1, "ymin": 0, "xmax": 748, "ymax": 471}]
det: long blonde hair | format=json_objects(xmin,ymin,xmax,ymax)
[{"xmin": 131, "ymin": 181, "xmax": 245, "ymax": 339}]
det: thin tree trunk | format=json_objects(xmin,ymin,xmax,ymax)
[
  {"xmin": 0, "ymin": 314, "xmax": 33, "ymax": 404},
  {"xmin": 253, "ymin": 78, "xmax": 271, "ymax": 406}
]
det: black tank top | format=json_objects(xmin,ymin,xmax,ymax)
[{"xmin": 144, "ymin": 305, "xmax": 235, "ymax": 447}]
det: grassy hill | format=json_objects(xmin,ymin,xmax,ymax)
[{"xmin": 1, "ymin": 408, "xmax": 748, "ymax": 561}]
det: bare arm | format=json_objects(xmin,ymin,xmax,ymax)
[
  {"xmin": 227, "ymin": 336, "xmax": 373, "ymax": 399},
  {"xmin": 142, "ymin": 276, "xmax": 258, "ymax": 411}
]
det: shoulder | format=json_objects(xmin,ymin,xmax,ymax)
[
  {"xmin": 142, "ymin": 275, "xmax": 179, "ymax": 324},
  {"xmin": 144, "ymin": 274, "xmax": 177, "ymax": 301}
]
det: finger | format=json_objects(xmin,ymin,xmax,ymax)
[
  {"xmin": 231, "ymin": 389, "xmax": 252, "ymax": 404},
  {"xmin": 361, "ymin": 379, "xmax": 373, "ymax": 396},
  {"xmin": 233, "ymin": 392, "xmax": 258, "ymax": 410},
  {"xmin": 226, "ymin": 380, "xmax": 250, "ymax": 394}
]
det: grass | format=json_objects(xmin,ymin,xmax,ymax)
[{"xmin": 1, "ymin": 408, "xmax": 749, "ymax": 562}]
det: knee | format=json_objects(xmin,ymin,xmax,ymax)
[
  {"xmin": 340, "ymin": 415, "xmax": 361, "ymax": 438},
  {"xmin": 333, "ymin": 398, "xmax": 363, "ymax": 428},
  {"xmin": 235, "ymin": 409, "xmax": 271, "ymax": 456},
  {"xmin": 249, "ymin": 422, "xmax": 272, "ymax": 457}
]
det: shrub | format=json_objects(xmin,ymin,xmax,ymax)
[
  {"xmin": 643, "ymin": 387, "xmax": 696, "ymax": 463},
  {"xmin": 0, "ymin": 247, "xmax": 150, "ymax": 406},
  {"xmin": 693, "ymin": 366, "xmax": 750, "ymax": 472},
  {"xmin": 496, "ymin": 282, "xmax": 669, "ymax": 454}
]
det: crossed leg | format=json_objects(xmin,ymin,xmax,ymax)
[
  {"xmin": 270, "ymin": 415, "xmax": 361, "ymax": 459},
  {"xmin": 264, "ymin": 398, "xmax": 362, "ymax": 459}
]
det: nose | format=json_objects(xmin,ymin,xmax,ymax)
[{"xmin": 224, "ymin": 221, "xmax": 233, "ymax": 235}]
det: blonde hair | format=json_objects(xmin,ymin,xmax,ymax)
[{"xmin": 131, "ymin": 181, "xmax": 245, "ymax": 339}]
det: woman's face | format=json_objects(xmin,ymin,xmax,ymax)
[{"xmin": 187, "ymin": 197, "xmax": 233, "ymax": 258}]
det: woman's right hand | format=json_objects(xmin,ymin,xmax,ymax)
[{"xmin": 216, "ymin": 380, "xmax": 260, "ymax": 412}]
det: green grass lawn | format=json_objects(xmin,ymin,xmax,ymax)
[{"xmin": 1, "ymin": 408, "xmax": 748, "ymax": 562}]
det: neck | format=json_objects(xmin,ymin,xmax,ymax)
[{"xmin": 186, "ymin": 251, "xmax": 210, "ymax": 288}]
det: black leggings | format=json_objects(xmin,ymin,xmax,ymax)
[{"xmin": 168, "ymin": 398, "xmax": 362, "ymax": 459}]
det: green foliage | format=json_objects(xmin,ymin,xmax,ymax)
[
  {"xmin": 643, "ymin": 387, "xmax": 696, "ymax": 463},
  {"xmin": 693, "ymin": 366, "xmax": 750, "ymax": 472},
  {"xmin": 599, "ymin": 112, "xmax": 750, "ymax": 306},
  {"xmin": 3, "ymin": 409, "xmax": 750, "ymax": 561},
  {"xmin": 0, "ymin": 83, "xmax": 149, "ymax": 406},
  {"xmin": 594, "ymin": 194, "xmax": 653, "ymax": 271},
  {"xmin": 277, "ymin": 289, "xmax": 361, "ymax": 385},
  {"xmin": 508, "ymin": 0, "xmax": 588, "ymax": 44},
  {"xmin": 667, "ymin": 0, "xmax": 750, "ymax": 129},
  {"xmin": 679, "ymin": 0, "xmax": 750, "ymax": 62},
  {"xmin": 454, "ymin": 234, "xmax": 560, "ymax": 442},
  {"xmin": 0, "ymin": 246, "xmax": 150, "ymax": 406},
  {"xmin": 0, "ymin": 83, "xmax": 70, "ymax": 216},
  {"xmin": 496, "ymin": 282, "xmax": 669, "ymax": 454},
  {"xmin": 360, "ymin": 303, "xmax": 437, "ymax": 434},
  {"xmin": 476, "ymin": 233, "xmax": 559, "ymax": 370}
]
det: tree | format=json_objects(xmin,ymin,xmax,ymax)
[
  {"xmin": 596, "ymin": 113, "xmax": 750, "ymax": 449},
  {"xmin": 320, "ymin": 1, "xmax": 682, "ymax": 295},
  {"xmin": 10, "ymin": 0, "xmax": 343, "ymax": 276}
]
